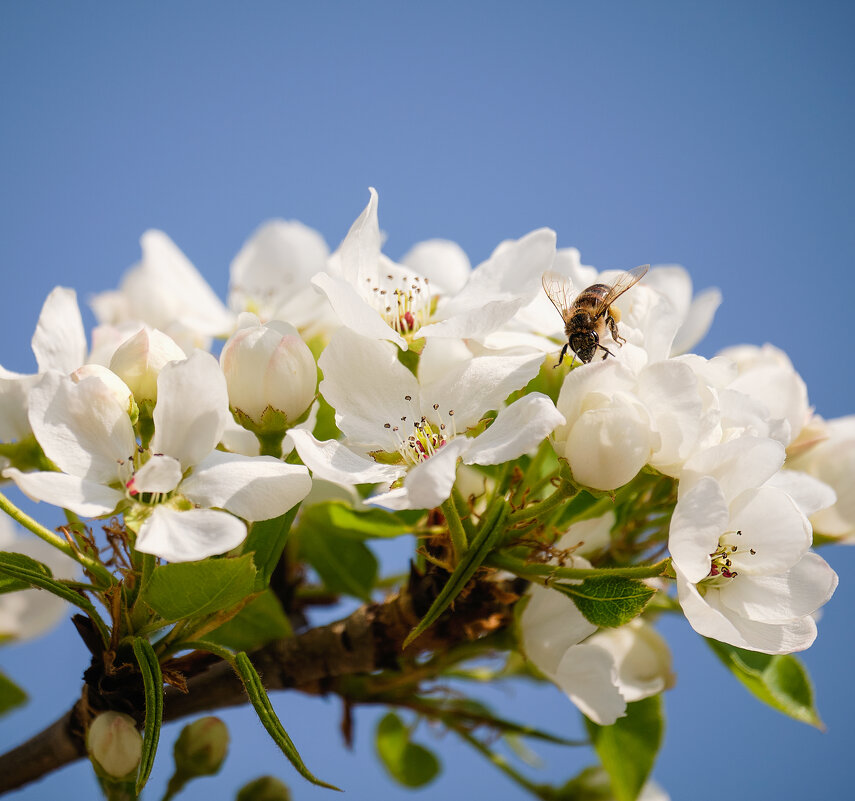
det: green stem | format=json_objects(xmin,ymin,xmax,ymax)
[
  {"xmin": 455, "ymin": 728, "xmax": 548, "ymax": 798},
  {"xmin": 441, "ymin": 497, "xmax": 468, "ymax": 564},
  {"xmin": 0, "ymin": 490, "xmax": 114, "ymax": 587},
  {"xmin": 507, "ymin": 480, "xmax": 577, "ymax": 524},
  {"xmin": 451, "ymin": 486, "xmax": 476, "ymax": 540},
  {"xmin": 488, "ymin": 552, "xmax": 671, "ymax": 581}
]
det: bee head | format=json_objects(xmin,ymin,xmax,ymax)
[{"xmin": 570, "ymin": 330, "xmax": 599, "ymax": 364}]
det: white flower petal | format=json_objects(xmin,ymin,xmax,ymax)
[
  {"xmin": 669, "ymin": 477, "xmax": 731, "ymax": 584},
  {"xmin": 587, "ymin": 620, "xmax": 672, "ymax": 704},
  {"xmin": 554, "ymin": 643, "xmax": 626, "ymax": 725},
  {"xmin": 229, "ymin": 219, "xmax": 330, "ymax": 320},
  {"xmin": 767, "ymin": 470, "xmax": 836, "ymax": 518},
  {"xmin": 728, "ymin": 487, "xmax": 811, "ymax": 574},
  {"xmin": 672, "ymin": 287, "xmax": 722, "ymax": 355},
  {"xmin": 421, "ymin": 350, "xmax": 544, "ymax": 432},
  {"xmin": 181, "ymin": 450, "xmax": 312, "ymax": 522},
  {"xmin": 134, "ymin": 506, "xmax": 248, "ymax": 562},
  {"xmin": 311, "ymin": 272, "xmax": 407, "ymax": 349},
  {"xmin": 719, "ymin": 552, "xmax": 838, "ymax": 622},
  {"xmin": 318, "ymin": 331, "xmax": 419, "ymax": 449},
  {"xmin": 0, "ymin": 368, "xmax": 37, "ymax": 441},
  {"xmin": 520, "ymin": 583, "xmax": 597, "ymax": 676},
  {"xmin": 31, "ymin": 287, "xmax": 87, "ymax": 374},
  {"xmin": 564, "ymin": 392, "xmax": 655, "ymax": 491},
  {"xmin": 29, "ymin": 371, "xmax": 136, "ymax": 483},
  {"xmin": 151, "ymin": 351, "xmax": 229, "ymax": 470},
  {"xmin": 638, "ymin": 360, "xmax": 703, "ymax": 473},
  {"xmin": 286, "ymin": 429, "xmax": 403, "ymax": 485},
  {"xmin": 3, "ymin": 468, "xmax": 124, "ymax": 517},
  {"xmin": 465, "ymin": 394, "xmax": 565, "ymax": 466},
  {"xmin": 418, "ymin": 228, "xmax": 557, "ymax": 341},
  {"xmin": 681, "ymin": 437, "xmax": 785, "ymax": 505},
  {"xmin": 128, "ymin": 455, "xmax": 182, "ymax": 495},
  {"xmin": 400, "ymin": 239, "xmax": 471, "ymax": 295}
]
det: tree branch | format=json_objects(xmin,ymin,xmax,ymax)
[{"xmin": 0, "ymin": 570, "xmax": 521, "ymax": 795}]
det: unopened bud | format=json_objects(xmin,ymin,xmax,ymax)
[
  {"xmin": 86, "ymin": 711, "xmax": 142, "ymax": 779},
  {"xmin": 109, "ymin": 327, "xmax": 186, "ymax": 402},
  {"xmin": 220, "ymin": 314, "xmax": 316, "ymax": 430},
  {"xmin": 173, "ymin": 716, "xmax": 229, "ymax": 777},
  {"xmin": 237, "ymin": 776, "xmax": 292, "ymax": 801}
]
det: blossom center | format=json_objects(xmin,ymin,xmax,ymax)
[
  {"xmin": 383, "ymin": 396, "xmax": 457, "ymax": 465},
  {"xmin": 364, "ymin": 272, "xmax": 432, "ymax": 335},
  {"xmin": 705, "ymin": 529, "xmax": 757, "ymax": 586}
]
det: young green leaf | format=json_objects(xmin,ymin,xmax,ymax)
[
  {"xmin": 298, "ymin": 529, "xmax": 377, "ymax": 601},
  {"xmin": 240, "ymin": 507, "xmax": 299, "ymax": 591},
  {"xmin": 584, "ymin": 695, "xmax": 664, "ymax": 801},
  {"xmin": 232, "ymin": 652, "xmax": 339, "ymax": 790},
  {"xmin": 132, "ymin": 637, "xmax": 163, "ymax": 795},
  {"xmin": 375, "ymin": 712, "xmax": 441, "ymax": 788},
  {"xmin": 299, "ymin": 502, "xmax": 412, "ymax": 540},
  {"xmin": 141, "ymin": 554, "xmax": 258, "ymax": 622},
  {"xmin": 706, "ymin": 639, "xmax": 823, "ymax": 728},
  {"xmin": 205, "ymin": 590, "xmax": 293, "ymax": 651},
  {"xmin": 0, "ymin": 552, "xmax": 52, "ymax": 594},
  {"xmin": 0, "ymin": 670, "xmax": 28, "ymax": 717},
  {"xmin": 556, "ymin": 576, "xmax": 655, "ymax": 628},
  {"xmin": 403, "ymin": 503, "xmax": 509, "ymax": 648},
  {"xmin": 0, "ymin": 552, "xmax": 110, "ymax": 646}
]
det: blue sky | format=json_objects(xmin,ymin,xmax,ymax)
[{"xmin": 1, "ymin": 2, "xmax": 854, "ymax": 799}]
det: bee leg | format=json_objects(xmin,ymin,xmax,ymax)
[
  {"xmin": 555, "ymin": 342, "xmax": 570, "ymax": 368},
  {"xmin": 607, "ymin": 315, "xmax": 625, "ymax": 346},
  {"xmin": 599, "ymin": 344, "xmax": 615, "ymax": 360}
]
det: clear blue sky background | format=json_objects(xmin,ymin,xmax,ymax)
[{"xmin": 1, "ymin": 2, "xmax": 854, "ymax": 799}]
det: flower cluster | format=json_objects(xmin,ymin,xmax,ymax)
[{"xmin": 0, "ymin": 188, "xmax": 850, "ymax": 798}]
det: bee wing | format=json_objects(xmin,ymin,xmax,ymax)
[
  {"xmin": 592, "ymin": 264, "xmax": 649, "ymax": 317},
  {"xmin": 541, "ymin": 270, "xmax": 577, "ymax": 321}
]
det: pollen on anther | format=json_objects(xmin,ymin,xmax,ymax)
[
  {"xmin": 384, "ymin": 423, "xmax": 391, "ymax": 429},
  {"xmin": 433, "ymin": 403, "xmax": 439, "ymax": 410},
  {"xmin": 404, "ymin": 395, "xmax": 412, "ymax": 401}
]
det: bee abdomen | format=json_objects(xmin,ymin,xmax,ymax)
[{"xmin": 574, "ymin": 284, "xmax": 610, "ymax": 310}]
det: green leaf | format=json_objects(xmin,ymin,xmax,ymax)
[
  {"xmin": 299, "ymin": 502, "xmax": 412, "ymax": 540},
  {"xmin": 0, "ymin": 552, "xmax": 110, "ymax": 646},
  {"xmin": 0, "ymin": 552, "xmax": 52, "ymax": 594},
  {"xmin": 585, "ymin": 695, "xmax": 664, "ymax": 801},
  {"xmin": 298, "ymin": 529, "xmax": 377, "ymax": 601},
  {"xmin": 232, "ymin": 652, "xmax": 339, "ymax": 791},
  {"xmin": 132, "ymin": 637, "xmax": 163, "ymax": 795},
  {"xmin": 556, "ymin": 576, "xmax": 655, "ymax": 628},
  {"xmin": 706, "ymin": 639, "xmax": 823, "ymax": 728},
  {"xmin": 551, "ymin": 765, "xmax": 614, "ymax": 801},
  {"xmin": 205, "ymin": 590, "xmax": 293, "ymax": 651},
  {"xmin": 0, "ymin": 670, "xmax": 28, "ymax": 717},
  {"xmin": 240, "ymin": 507, "xmax": 299, "ymax": 591},
  {"xmin": 375, "ymin": 712, "xmax": 440, "ymax": 788},
  {"xmin": 403, "ymin": 502, "xmax": 509, "ymax": 648},
  {"xmin": 141, "ymin": 554, "xmax": 258, "ymax": 623}
]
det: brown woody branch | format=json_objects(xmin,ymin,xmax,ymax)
[{"xmin": 0, "ymin": 570, "xmax": 521, "ymax": 795}]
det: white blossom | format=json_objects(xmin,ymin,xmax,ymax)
[
  {"xmin": 312, "ymin": 188, "xmax": 556, "ymax": 350},
  {"xmin": 789, "ymin": 415, "xmax": 855, "ymax": 542},
  {"xmin": 287, "ymin": 331, "xmax": 562, "ymax": 510},
  {"xmin": 3, "ymin": 353, "xmax": 311, "ymax": 562},
  {"xmin": 228, "ymin": 219, "xmax": 337, "ymax": 338},
  {"xmin": 670, "ymin": 437, "xmax": 838, "ymax": 653},
  {"xmin": 552, "ymin": 357, "xmax": 711, "ymax": 490},
  {"xmin": 90, "ymin": 230, "xmax": 235, "ymax": 353}
]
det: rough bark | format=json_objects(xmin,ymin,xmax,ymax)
[{"xmin": 0, "ymin": 571, "xmax": 520, "ymax": 795}]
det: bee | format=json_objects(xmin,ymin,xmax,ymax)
[{"xmin": 542, "ymin": 264, "xmax": 649, "ymax": 366}]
